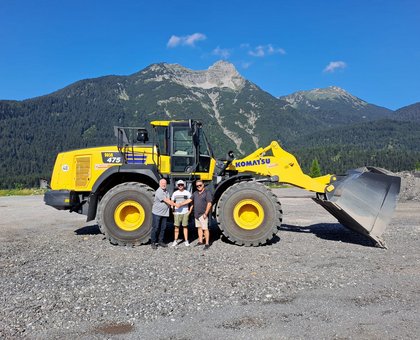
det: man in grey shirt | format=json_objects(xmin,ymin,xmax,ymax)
[{"xmin": 151, "ymin": 178, "xmax": 177, "ymax": 249}]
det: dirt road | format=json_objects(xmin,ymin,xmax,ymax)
[{"xmin": 0, "ymin": 189, "xmax": 419, "ymax": 339}]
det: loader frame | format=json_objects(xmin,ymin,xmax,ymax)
[{"xmin": 44, "ymin": 119, "xmax": 401, "ymax": 247}]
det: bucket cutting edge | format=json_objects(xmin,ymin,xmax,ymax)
[{"xmin": 313, "ymin": 167, "xmax": 401, "ymax": 248}]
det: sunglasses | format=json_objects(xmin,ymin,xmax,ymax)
[
  {"xmin": 177, "ymin": 184, "xmax": 184, "ymax": 186},
  {"xmin": 196, "ymin": 184, "xmax": 203, "ymax": 188}
]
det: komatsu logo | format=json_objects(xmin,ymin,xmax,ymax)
[{"xmin": 235, "ymin": 158, "xmax": 271, "ymax": 167}]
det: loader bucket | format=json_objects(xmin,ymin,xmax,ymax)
[{"xmin": 313, "ymin": 167, "xmax": 401, "ymax": 248}]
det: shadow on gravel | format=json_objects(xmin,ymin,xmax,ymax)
[
  {"xmin": 217, "ymin": 316, "xmax": 266, "ymax": 330},
  {"xmin": 220, "ymin": 233, "xmax": 281, "ymax": 246},
  {"xmin": 73, "ymin": 221, "xmax": 282, "ymax": 247},
  {"xmin": 93, "ymin": 322, "xmax": 134, "ymax": 336},
  {"xmin": 74, "ymin": 224, "xmax": 102, "ymax": 235},
  {"xmin": 279, "ymin": 223, "xmax": 376, "ymax": 247},
  {"xmin": 162, "ymin": 222, "xmax": 221, "ymax": 244}
]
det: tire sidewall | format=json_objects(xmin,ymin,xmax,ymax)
[
  {"xmin": 217, "ymin": 182, "xmax": 280, "ymax": 245},
  {"xmin": 99, "ymin": 184, "xmax": 153, "ymax": 245}
]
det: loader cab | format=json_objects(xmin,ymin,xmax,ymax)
[
  {"xmin": 171, "ymin": 122, "xmax": 195, "ymax": 172},
  {"xmin": 151, "ymin": 120, "xmax": 214, "ymax": 175}
]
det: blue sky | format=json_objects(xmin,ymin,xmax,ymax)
[{"xmin": 0, "ymin": 0, "xmax": 419, "ymax": 110}]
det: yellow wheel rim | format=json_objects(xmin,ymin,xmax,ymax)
[
  {"xmin": 114, "ymin": 200, "xmax": 145, "ymax": 231},
  {"xmin": 233, "ymin": 199, "xmax": 264, "ymax": 230}
]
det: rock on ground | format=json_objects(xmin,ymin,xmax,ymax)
[{"xmin": 398, "ymin": 171, "xmax": 420, "ymax": 201}]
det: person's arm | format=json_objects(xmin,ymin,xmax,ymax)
[
  {"xmin": 203, "ymin": 191, "xmax": 212, "ymax": 218},
  {"xmin": 170, "ymin": 193, "xmax": 175, "ymax": 210},
  {"xmin": 163, "ymin": 197, "xmax": 177, "ymax": 207},
  {"xmin": 157, "ymin": 190, "xmax": 177, "ymax": 208},
  {"xmin": 177, "ymin": 198, "xmax": 192, "ymax": 207},
  {"xmin": 203, "ymin": 202, "xmax": 212, "ymax": 219}
]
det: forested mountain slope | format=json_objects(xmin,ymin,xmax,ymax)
[{"xmin": 0, "ymin": 61, "xmax": 418, "ymax": 188}]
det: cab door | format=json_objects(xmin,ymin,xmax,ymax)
[{"xmin": 170, "ymin": 123, "xmax": 196, "ymax": 173}]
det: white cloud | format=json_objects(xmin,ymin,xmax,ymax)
[
  {"xmin": 249, "ymin": 46, "xmax": 265, "ymax": 57},
  {"xmin": 167, "ymin": 33, "xmax": 207, "ymax": 48},
  {"xmin": 241, "ymin": 62, "xmax": 252, "ymax": 69},
  {"xmin": 212, "ymin": 46, "xmax": 231, "ymax": 59},
  {"xmin": 267, "ymin": 44, "xmax": 286, "ymax": 55},
  {"xmin": 167, "ymin": 36, "xmax": 181, "ymax": 48},
  {"xmin": 324, "ymin": 61, "xmax": 347, "ymax": 73},
  {"xmin": 248, "ymin": 44, "xmax": 286, "ymax": 57},
  {"xmin": 185, "ymin": 33, "xmax": 206, "ymax": 46}
]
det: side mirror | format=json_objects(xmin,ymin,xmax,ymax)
[{"xmin": 137, "ymin": 129, "xmax": 149, "ymax": 143}]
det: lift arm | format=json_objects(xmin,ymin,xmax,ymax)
[{"xmin": 226, "ymin": 141, "xmax": 335, "ymax": 193}]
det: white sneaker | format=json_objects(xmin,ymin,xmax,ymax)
[
  {"xmin": 171, "ymin": 241, "xmax": 177, "ymax": 247},
  {"xmin": 185, "ymin": 241, "xmax": 190, "ymax": 247}
]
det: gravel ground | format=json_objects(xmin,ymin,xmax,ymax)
[
  {"xmin": 0, "ymin": 187, "xmax": 419, "ymax": 339},
  {"xmin": 398, "ymin": 171, "xmax": 420, "ymax": 201}
]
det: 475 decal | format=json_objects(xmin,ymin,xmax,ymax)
[{"xmin": 101, "ymin": 152, "xmax": 123, "ymax": 164}]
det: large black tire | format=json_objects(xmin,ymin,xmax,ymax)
[
  {"xmin": 97, "ymin": 182, "xmax": 154, "ymax": 246},
  {"xmin": 216, "ymin": 181, "xmax": 282, "ymax": 246}
]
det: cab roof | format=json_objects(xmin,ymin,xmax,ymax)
[{"xmin": 150, "ymin": 120, "xmax": 188, "ymax": 127}]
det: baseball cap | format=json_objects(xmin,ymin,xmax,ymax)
[{"xmin": 176, "ymin": 180, "xmax": 185, "ymax": 186}]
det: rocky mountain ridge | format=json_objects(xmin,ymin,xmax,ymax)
[
  {"xmin": 0, "ymin": 61, "xmax": 419, "ymax": 188},
  {"xmin": 281, "ymin": 86, "xmax": 368, "ymax": 110},
  {"xmin": 279, "ymin": 86, "xmax": 393, "ymax": 124},
  {"xmin": 140, "ymin": 61, "xmax": 247, "ymax": 92}
]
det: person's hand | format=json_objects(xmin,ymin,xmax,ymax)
[
  {"xmin": 175, "ymin": 203, "xmax": 180, "ymax": 208},
  {"xmin": 202, "ymin": 213, "xmax": 207, "ymax": 219}
]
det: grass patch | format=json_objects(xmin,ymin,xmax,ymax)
[
  {"xmin": 0, "ymin": 188, "xmax": 47, "ymax": 197},
  {"xmin": 267, "ymin": 183, "xmax": 292, "ymax": 189}
]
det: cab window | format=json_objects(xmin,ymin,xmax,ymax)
[
  {"xmin": 171, "ymin": 125, "xmax": 194, "ymax": 172},
  {"xmin": 173, "ymin": 126, "xmax": 193, "ymax": 156},
  {"xmin": 155, "ymin": 126, "xmax": 169, "ymax": 155}
]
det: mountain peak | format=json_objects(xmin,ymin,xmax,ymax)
[
  {"xmin": 208, "ymin": 60, "xmax": 238, "ymax": 74},
  {"xmin": 143, "ymin": 61, "xmax": 245, "ymax": 91},
  {"xmin": 281, "ymin": 86, "xmax": 368, "ymax": 110},
  {"xmin": 319, "ymin": 86, "xmax": 346, "ymax": 93},
  {"xmin": 301, "ymin": 86, "xmax": 351, "ymax": 97}
]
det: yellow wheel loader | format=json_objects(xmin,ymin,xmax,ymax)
[{"xmin": 44, "ymin": 120, "xmax": 400, "ymax": 248}]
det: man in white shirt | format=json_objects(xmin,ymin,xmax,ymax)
[{"xmin": 171, "ymin": 180, "xmax": 192, "ymax": 246}]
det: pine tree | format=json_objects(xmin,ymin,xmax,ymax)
[{"xmin": 309, "ymin": 159, "xmax": 322, "ymax": 178}]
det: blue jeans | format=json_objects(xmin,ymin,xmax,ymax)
[{"xmin": 151, "ymin": 214, "xmax": 168, "ymax": 244}]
